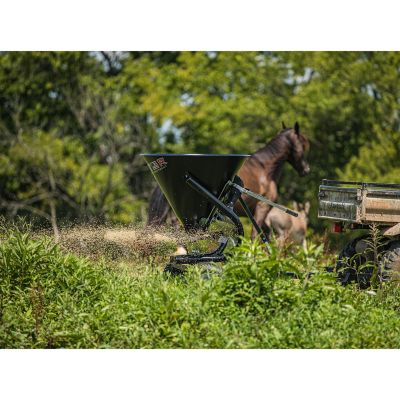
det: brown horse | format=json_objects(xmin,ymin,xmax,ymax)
[
  {"xmin": 148, "ymin": 122, "xmax": 310, "ymax": 239},
  {"xmin": 235, "ymin": 121, "xmax": 310, "ymax": 238}
]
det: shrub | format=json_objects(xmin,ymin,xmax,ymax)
[{"xmin": 2, "ymin": 228, "xmax": 400, "ymax": 348}]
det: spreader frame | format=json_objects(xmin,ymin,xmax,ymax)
[
  {"xmin": 167, "ymin": 174, "xmax": 298, "ymax": 272},
  {"xmin": 142, "ymin": 152, "xmax": 299, "ymax": 274}
]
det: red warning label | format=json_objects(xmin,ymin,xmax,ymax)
[{"xmin": 150, "ymin": 157, "xmax": 168, "ymax": 173}]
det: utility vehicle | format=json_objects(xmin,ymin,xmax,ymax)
[{"xmin": 318, "ymin": 179, "xmax": 400, "ymax": 287}]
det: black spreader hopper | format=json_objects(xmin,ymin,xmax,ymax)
[{"xmin": 142, "ymin": 153, "xmax": 298, "ymax": 273}]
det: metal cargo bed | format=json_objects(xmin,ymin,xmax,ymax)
[{"xmin": 318, "ymin": 179, "xmax": 400, "ymax": 225}]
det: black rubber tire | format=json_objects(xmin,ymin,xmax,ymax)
[
  {"xmin": 379, "ymin": 241, "xmax": 400, "ymax": 282},
  {"xmin": 336, "ymin": 235, "xmax": 400, "ymax": 288},
  {"xmin": 336, "ymin": 235, "xmax": 372, "ymax": 287},
  {"xmin": 164, "ymin": 262, "xmax": 223, "ymax": 279},
  {"xmin": 164, "ymin": 263, "xmax": 186, "ymax": 275}
]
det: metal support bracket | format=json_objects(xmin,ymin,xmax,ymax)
[{"xmin": 228, "ymin": 181, "xmax": 299, "ymax": 217}]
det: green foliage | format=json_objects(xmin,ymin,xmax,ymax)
[
  {"xmin": 133, "ymin": 52, "xmax": 292, "ymax": 153},
  {"xmin": 0, "ymin": 52, "xmax": 158, "ymax": 227},
  {"xmin": 2, "ymin": 227, "xmax": 400, "ymax": 349},
  {"xmin": 1, "ymin": 51, "xmax": 400, "ymax": 231},
  {"xmin": 2, "ymin": 131, "xmax": 136, "ymax": 222},
  {"xmin": 340, "ymin": 128, "xmax": 400, "ymax": 183}
]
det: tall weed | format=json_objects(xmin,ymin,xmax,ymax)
[{"xmin": 2, "ymin": 227, "xmax": 400, "ymax": 348}]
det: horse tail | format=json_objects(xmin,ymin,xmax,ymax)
[{"xmin": 147, "ymin": 186, "xmax": 171, "ymax": 226}]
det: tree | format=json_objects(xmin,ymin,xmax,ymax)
[
  {"xmin": 1, "ymin": 51, "xmax": 399, "ymax": 232},
  {"xmin": 0, "ymin": 52, "xmax": 156, "ymax": 231}
]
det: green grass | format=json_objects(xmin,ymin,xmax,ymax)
[{"xmin": 1, "ymin": 226, "xmax": 400, "ymax": 348}]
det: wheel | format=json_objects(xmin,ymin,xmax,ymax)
[
  {"xmin": 164, "ymin": 263, "xmax": 186, "ymax": 275},
  {"xmin": 379, "ymin": 241, "xmax": 400, "ymax": 282},
  {"xmin": 336, "ymin": 235, "xmax": 400, "ymax": 287},
  {"xmin": 336, "ymin": 235, "xmax": 373, "ymax": 288}
]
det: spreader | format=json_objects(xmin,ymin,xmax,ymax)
[{"xmin": 142, "ymin": 153, "xmax": 298, "ymax": 273}]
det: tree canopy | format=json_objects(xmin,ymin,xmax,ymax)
[{"xmin": 1, "ymin": 51, "xmax": 399, "ymax": 232}]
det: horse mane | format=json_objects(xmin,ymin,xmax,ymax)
[
  {"xmin": 252, "ymin": 128, "xmax": 293, "ymax": 163},
  {"xmin": 299, "ymin": 131, "xmax": 310, "ymax": 152},
  {"xmin": 253, "ymin": 128, "xmax": 309, "ymax": 164}
]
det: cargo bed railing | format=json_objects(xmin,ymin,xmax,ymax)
[
  {"xmin": 318, "ymin": 179, "xmax": 400, "ymax": 227},
  {"xmin": 321, "ymin": 179, "xmax": 400, "ymax": 190}
]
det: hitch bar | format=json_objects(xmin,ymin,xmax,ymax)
[{"xmin": 228, "ymin": 181, "xmax": 299, "ymax": 217}]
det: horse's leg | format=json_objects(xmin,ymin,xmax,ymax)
[
  {"xmin": 251, "ymin": 202, "xmax": 271, "ymax": 241},
  {"xmin": 264, "ymin": 223, "xmax": 277, "ymax": 245},
  {"xmin": 262, "ymin": 222, "xmax": 272, "ymax": 242},
  {"xmin": 264, "ymin": 217, "xmax": 273, "ymax": 242}
]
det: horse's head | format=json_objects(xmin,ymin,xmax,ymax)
[{"xmin": 286, "ymin": 122, "xmax": 310, "ymax": 177}]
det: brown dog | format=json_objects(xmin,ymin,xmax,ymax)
[{"xmin": 265, "ymin": 201, "xmax": 310, "ymax": 249}]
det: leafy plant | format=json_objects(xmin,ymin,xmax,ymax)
[{"xmin": 2, "ymin": 226, "xmax": 400, "ymax": 349}]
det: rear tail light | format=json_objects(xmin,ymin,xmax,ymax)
[{"xmin": 332, "ymin": 222, "xmax": 343, "ymax": 233}]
